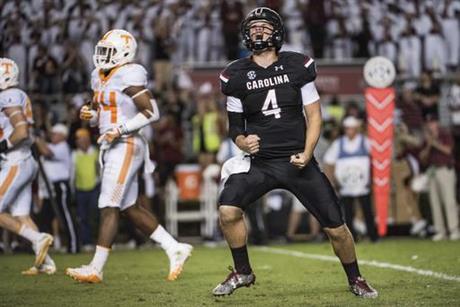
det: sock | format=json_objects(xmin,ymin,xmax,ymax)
[
  {"xmin": 150, "ymin": 225, "xmax": 179, "ymax": 251},
  {"xmin": 231, "ymin": 245, "xmax": 252, "ymax": 275},
  {"xmin": 18, "ymin": 225, "xmax": 41, "ymax": 243},
  {"xmin": 44, "ymin": 255, "xmax": 54, "ymax": 265},
  {"xmin": 90, "ymin": 245, "xmax": 110, "ymax": 272},
  {"xmin": 342, "ymin": 260, "xmax": 361, "ymax": 284}
]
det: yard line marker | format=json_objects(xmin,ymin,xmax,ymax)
[{"xmin": 256, "ymin": 246, "xmax": 460, "ymax": 283}]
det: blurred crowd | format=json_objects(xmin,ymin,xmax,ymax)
[
  {"xmin": 1, "ymin": 0, "xmax": 459, "ymax": 95},
  {"xmin": 1, "ymin": 0, "xmax": 460, "ymax": 253}
]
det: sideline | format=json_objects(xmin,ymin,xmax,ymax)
[{"xmin": 256, "ymin": 246, "xmax": 460, "ymax": 282}]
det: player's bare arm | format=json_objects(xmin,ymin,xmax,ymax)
[
  {"xmin": 34, "ymin": 137, "xmax": 54, "ymax": 158},
  {"xmin": 0, "ymin": 106, "xmax": 29, "ymax": 153},
  {"xmin": 290, "ymin": 101, "xmax": 321, "ymax": 169},
  {"xmin": 97, "ymin": 85, "xmax": 160, "ymax": 145}
]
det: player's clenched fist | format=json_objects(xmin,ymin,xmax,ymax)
[
  {"xmin": 290, "ymin": 152, "xmax": 311, "ymax": 169},
  {"xmin": 236, "ymin": 134, "xmax": 260, "ymax": 154},
  {"xmin": 80, "ymin": 105, "xmax": 97, "ymax": 121}
]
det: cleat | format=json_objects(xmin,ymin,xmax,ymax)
[
  {"xmin": 166, "ymin": 243, "xmax": 193, "ymax": 281},
  {"xmin": 65, "ymin": 265, "xmax": 103, "ymax": 283},
  {"xmin": 212, "ymin": 266, "xmax": 256, "ymax": 296},
  {"xmin": 349, "ymin": 277, "xmax": 378, "ymax": 298},
  {"xmin": 34, "ymin": 233, "xmax": 53, "ymax": 267},
  {"xmin": 22, "ymin": 261, "xmax": 57, "ymax": 276},
  {"xmin": 21, "ymin": 266, "xmax": 39, "ymax": 276}
]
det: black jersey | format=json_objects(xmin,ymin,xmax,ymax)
[{"xmin": 220, "ymin": 51, "xmax": 317, "ymax": 159}]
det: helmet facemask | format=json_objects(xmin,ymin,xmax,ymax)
[
  {"xmin": 246, "ymin": 20, "xmax": 275, "ymax": 52},
  {"xmin": 93, "ymin": 41, "xmax": 120, "ymax": 70},
  {"xmin": 241, "ymin": 7, "xmax": 285, "ymax": 52}
]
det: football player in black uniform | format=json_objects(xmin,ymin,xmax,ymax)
[{"xmin": 212, "ymin": 7, "xmax": 378, "ymax": 298}]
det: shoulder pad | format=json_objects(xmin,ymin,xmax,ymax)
[
  {"xmin": 0, "ymin": 88, "xmax": 26, "ymax": 110},
  {"xmin": 219, "ymin": 58, "xmax": 250, "ymax": 97},
  {"xmin": 120, "ymin": 64, "xmax": 148, "ymax": 90},
  {"xmin": 281, "ymin": 51, "xmax": 317, "ymax": 86}
]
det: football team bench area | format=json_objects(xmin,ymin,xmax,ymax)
[{"xmin": 1, "ymin": 239, "xmax": 459, "ymax": 306}]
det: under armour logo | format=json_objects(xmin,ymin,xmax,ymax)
[{"xmin": 274, "ymin": 65, "xmax": 284, "ymax": 71}]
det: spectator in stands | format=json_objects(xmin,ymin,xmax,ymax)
[
  {"xmin": 376, "ymin": 21, "xmax": 397, "ymax": 64},
  {"xmin": 6, "ymin": 33, "xmax": 27, "ymax": 88},
  {"xmin": 61, "ymin": 40, "xmax": 88, "ymax": 94},
  {"xmin": 191, "ymin": 83, "xmax": 223, "ymax": 171},
  {"xmin": 71, "ymin": 128, "xmax": 99, "ymax": 252},
  {"xmin": 302, "ymin": 0, "xmax": 327, "ymax": 58},
  {"xmin": 420, "ymin": 114, "xmax": 459, "ymax": 241},
  {"xmin": 398, "ymin": 15, "xmax": 422, "ymax": 78},
  {"xmin": 35, "ymin": 124, "xmax": 79, "ymax": 253},
  {"xmin": 398, "ymin": 84, "xmax": 424, "ymax": 133},
  {"xmin": 155, "ymin": 111, "xmax": 184, "ymax": 187},
  {"xmin": 439, "ymin": 0, "xmax": 460, "ymax": 72},
  {"xmin": 414, "ymin": 71, "xmax": 440, "ymax": 119},
  {"xmin": 32, "ymin": 45, "xmax": 60, "ymax": 94},
  {"xmin": 424, "ymin": 7, "xmax": 447, "ymax": 74},
  {"xmin": 152, "ymin": 0, "xmax": 178, "ymax": 91},
  {"xmin": 352, "ymin": 7, "xmax": 372, "ymax": 58},
  {"xmin": 324, "ymin": 116, "xmax": 379, "ymax": 242},
  {"xmin": 447, "ymin": 77, "xmax": 460, "ymax": 202},
  {"xmin": 393, "ymin": 122, "xmax": 427, "ymax": 236},
  {"xmin": 220, "ymin": 0, "xmax": 244, "ymax": 60}
]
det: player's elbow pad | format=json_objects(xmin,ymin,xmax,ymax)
[{"xmin": 228, "ymin": 112, "xmax": 245, "ymax": 142}]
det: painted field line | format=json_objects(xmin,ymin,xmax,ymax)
[{"xmin": 256, "ymin": 246, "xmax": 460, "ymax": 283}]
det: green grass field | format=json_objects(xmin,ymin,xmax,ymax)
[{"xmin": 1, "ymin": 239, "xmax": 460, "ymax": 306}]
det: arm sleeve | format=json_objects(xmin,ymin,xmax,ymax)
[
  {"xmin": 226, "ymin": 96, "xmax": 243, "ymax": 113},
  {"xmin": 227, "ymin": 111, "xmax": 246, "ymax": 142},
  {"xmin": 301, "ymin": 81, "xmax": 320, "ymax": 105}
]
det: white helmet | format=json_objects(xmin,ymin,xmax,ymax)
[
  {"xmin": 93, "ymin": 29, "xmax": 137, "ymax": 70},
  {"xmin": 0, "ymin": 58, "xmax": 19, "ymax": 90}
]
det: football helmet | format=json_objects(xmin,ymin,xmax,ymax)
[
  {"xmin": 241, "ymin": 7, "xmax": 285, "ymax": 52},
  {"xmin": 0, "ymin": 58, "xmax": 19, "ymax": 90},
  {"xmin": 93, "ymin": 29, "xmax": 137, "ymax": 70}
]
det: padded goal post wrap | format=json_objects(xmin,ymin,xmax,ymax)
[{"xmin": 365, "ymin": 87, "xmax": 395, "ymax": 236}]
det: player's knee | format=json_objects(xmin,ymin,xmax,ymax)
[
  {"xmin": 219, "ymin": 206, "xmax": 243, "ymax": 225},
  {"xmin": 324, "ymin": 224, "xmax": 349, "ymax": 241},
  {"xmin": 100, "ymin": 207, "xmax": 120, "ymax": 220},
  {"xmin": 120, "ymin": 204, "xmax": 137, "ymax": 218}
]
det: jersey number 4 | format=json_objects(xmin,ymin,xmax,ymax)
[
  {"xmin": 94, "ymin": 91, "xmax": 117, "ymax": 123},
  {"xmin": 262, "ymin": 89, "xmax": 281, "ymax": 119}
]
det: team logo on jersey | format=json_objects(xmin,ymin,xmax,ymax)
[{"xmin": 247, "ymin": 70, "xmax": 256, "ymax": 80}]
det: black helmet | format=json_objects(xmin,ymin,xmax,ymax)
[{"xmin": 241, "ymin": 7, "xmax": 284, "ymax": 52}]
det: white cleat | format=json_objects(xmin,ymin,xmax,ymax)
[
  {"xmin": 22, "ymin": 261, "xmax": 57, "ymax": 276},
  {"xmin": 34, "ymin": 233, "xmax": 53, "ymax": 267},
  {"xmin": 166, "ymin": 243, "xmax": 193, "ymax": 281},
  {"xmin": 65, "ymin": 265, "xmax": 103, "ymax": 283}
]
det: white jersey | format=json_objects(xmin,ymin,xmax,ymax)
[
  {"xmin": 91, "ymin": 63, "xmax": 147, "ymax": 134},
  {"xmin": 0, "ymin": 87, "xmax": 34, "ymax": 164}
]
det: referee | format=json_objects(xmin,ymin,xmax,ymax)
[{"xmin": 36, "ymin": 124, "xmax": 79, "ymax": 253}]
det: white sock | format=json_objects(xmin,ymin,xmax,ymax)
[
  {"xmin": 44, "ymin": 255, "xmax": 54, "ymax": 265},
  {"xmin": 18, "ymin": 225, "xmax": 41, "ymax": 243},
  {"xmin": 150, "ymin": 225, "xmax": 179, "ymax": 251},
  {"xmin": 90, "ymin": 245, "xmax": 110, "ymax": 272}
]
